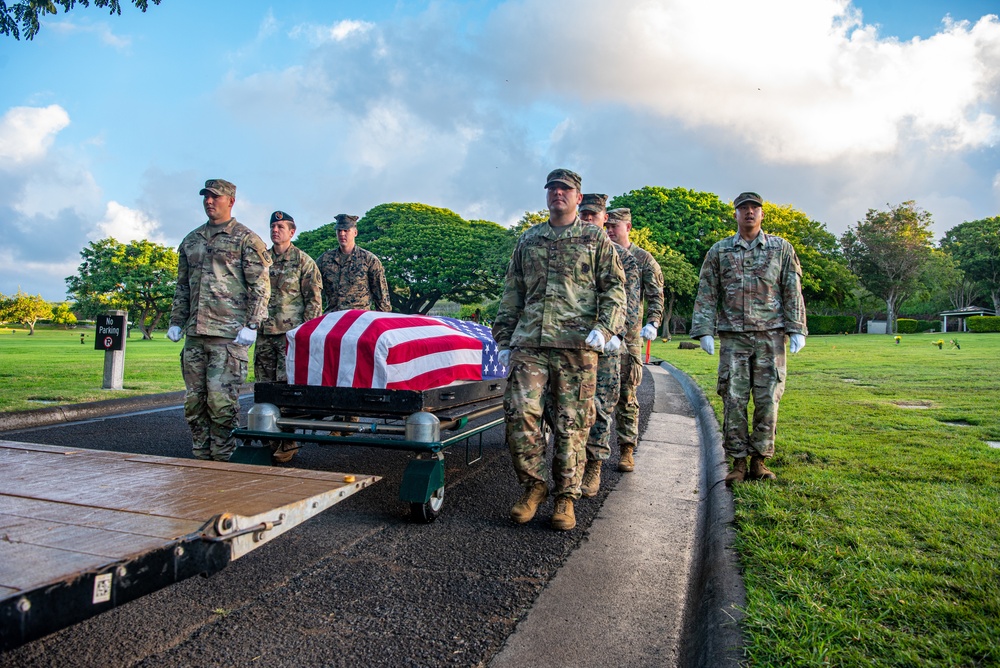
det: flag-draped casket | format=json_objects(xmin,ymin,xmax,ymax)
[{"xmin": 285, "ymin": 310, "xmax": 507, "ymax": 391}]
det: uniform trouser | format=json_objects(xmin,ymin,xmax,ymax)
[
  {"xmin": 586, "ymin": 349, "xmax": 621, "ymax": 462},
  {"xmin": 613, "ymin": 345, "xmax": 644, "ymax": 450},
  {"xmin": 716, "ymin": 330, "xmax": 787, "ymax": 459},
  {"xmin": 504, "ymin": 348, "xmax": 598, "ymax": 500},
  {"xmin": 253, "ymin": 333, "xmax": 288, "ymax": 383},
  {"xmin": 181, "ymin": 336, "xmax": 249, "ymax": 461}
]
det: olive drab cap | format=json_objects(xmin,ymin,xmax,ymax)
[
  {"xmin": 733, "ymin": 191, "xmax": 764, "ymax": 207},
  {"xmin": 334, "ymin": 214, "xmax": 359, "ymax": 230},
  {"xmin": 608, "ymin": 207, "xmax": 632, "ymax": 224},
  {"xmin": 580, "ymin": 193, "xmax": 608, "ymax": 213},
  {"xmin": 269, "ymin": 210, "xmax": 294, "ymax": 224},
  {"xmin": 199, "ymin": 179, "xmax": 236, "ymax": 198},
  {"xmin": 544, "ymin": 168, "xmax": 582, "ymax": 190}
]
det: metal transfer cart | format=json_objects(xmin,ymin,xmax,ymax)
[{"xmin": 230, "ymin": 378, "xmax": 506, "ymax": 523}]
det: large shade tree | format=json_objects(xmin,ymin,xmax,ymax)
[
  {"xmin": 297, "ymin": 203, "xmax": 516, "ymax": 314},
  {"xmin": 940, "ymin": 216, "xmax": 1000, "ymax": 313},
  {"xmin": 841, "ymin": 202, "xmax": 935, "ymax": 334},
  {"xmin": 66, "ymin": 238, "xmax": 178, "ymax": 339},
  {"xmin": 1, "ymin": 0, "xmax": 159, "ymax": 40}
]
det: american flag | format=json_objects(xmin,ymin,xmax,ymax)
[
  {"xmin": 285, "ymin": 310, "xmax": 507, "ymax": 390},
  {"xmin": 432, "ymin": 316, "xmax": 508, "ymax": 380}
]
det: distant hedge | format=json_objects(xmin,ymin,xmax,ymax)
[
  {"xmin": 897, "ymin": 318, "xmax": 918, "ymax": 333},
  {"xmin": 807, "ymin": 315, "xmax": 856, "ymax": 335},
  {"xmin": 968, "ymin": 316, "xmax": 1000, "ymax": 333}
]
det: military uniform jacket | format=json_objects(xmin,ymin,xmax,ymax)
[
  {"xmin": 317, "ymin": 246, "xmax": 391, "ymax": 312},
  {"xmin": 169, "ymin": 218, "xmax": 271, "ymax": 338},
  {"xmin": 492, "ymin": 218, "xmax": 626, "ymax": 350},
  {"xmin": 690, "ymin": 231, "xmax": 807, "ymax": 338},
  {"xmin": 626, "ymin": 243, "xmax": 665, "ymax": 343},
  {"xmin": 615, "ymin": 243, "xmax": 643, "ymax": 342},
  {"xmin": 262, "ymin": 244, "xmax": 323, "ymax": 335}
]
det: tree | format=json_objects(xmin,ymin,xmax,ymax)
[
  {"xmin": 510, "ymin": 210, "xmax": 549, "ymax": 236},
  {"xmin": 0, "ymin": 290, "xmax": 53, "ymax": 334},
  {"xmin": 299, "ymin": 203, "xmax": 516, "ymax": 314},
  {"xmin": 630, "ymin": 227, "xmax": 698, "ymax": 338},
  {"xmin": 762, "ymin": 203, "xmax": 857, "ymax": 308},
  {"xmin": 66, "ymin": 238, "xmax": 178, "ymax": 340},
  {"xmin": 609, "ymin": 186, "xmax": 733, "ymax": 269},
  {"xmin": 841, "ymin": 202, "xmax": 935, "ymax": 334},
  {"xmin": 51, "ymin": 301, "xmax": 78, "ymax": 328},
  {"xmin": 940, "ymin": 216, "xmax": 1000, "ymax": 313},
  {"xmin": 1, "ymin": 0, "xmax": 160, "ymax": 41}
]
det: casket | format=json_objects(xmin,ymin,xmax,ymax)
[{"xmin": 285, "ymin": 310, "xmax": 506, "ymax": 391}]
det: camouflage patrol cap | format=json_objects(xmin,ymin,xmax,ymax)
[
  {"xmin": 199, "ymin": 179, "xmax": 236, "ymax": 198},
  {"xmin": 544, "ymin": 168, "xmax": 582, "ymax": 190},
  {"xmin": 734, "ymin": 191, "xmax": 763, "ymax": 207},
  {"xmin": 269, "ymin": 210, "xmax": 295, "ymax": 225},
  {"xmin": 580, "ymin": 193, "xmax": 608, "ymax": 213},
  {"xmin": 607, "ymin": 208, "xmax": 632, "ymax": 224},
  {"xmin": 334, "ymin": 214, "xmax": 359, "ymax": 230}
]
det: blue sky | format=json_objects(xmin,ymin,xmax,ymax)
[{"xmin": 1, "ymin": 0, "xmax": 998, "ymax": 301}]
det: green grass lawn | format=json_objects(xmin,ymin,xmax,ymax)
[{"xmin": 652, "ymin": 332, "xmax": 1000, "ymax": 667}]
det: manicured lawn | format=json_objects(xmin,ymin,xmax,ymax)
[
  {"xmin": 652, "ymin": 332, "xmax": 1000, "ymax": 667},
  {"xmin": 0, "ymin": 326, "xmax": 262, "ymax": 412}
]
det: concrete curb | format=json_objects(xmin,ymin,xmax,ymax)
[
  {"xmin": 0, "ymin": 384, "xmax": 253, "ymax": 433},
  {"xmin": 661, "ymin": 361, "xmax": 746, "ymax": 667}
]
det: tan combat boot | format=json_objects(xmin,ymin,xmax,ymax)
[
  {"xmin": 618, "ymin": 446, "xmax": 635, "ymax": 472},
  {"xmin": 272, "ymin": 441, "xmax": 296, "ymax": 464},
  {"xmin": 551, "ymin": 496, "xmax": 576, "ymax": 531},
  {"xmin": 580, "ymin": 460, "xmax": 602, "ymax": 498},
  {"xmin": 510, "ymin": 482, "xmax": 548, "ymax": 524},
  {"xmin": 725, "ymin": 457, "xmax": 747, "ymax": 487},
  {"xmin": 750, "ymin": 456, "xmax": 777, "ymax": 481}
]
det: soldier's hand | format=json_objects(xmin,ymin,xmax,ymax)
[
  {"xmin": 604, "ymin": 335, "xmax": 622, "ymax": 353},
  {"xmin": 498, "ymin": 349, "xmax": 511, "ymax": 367},
  {"xmin": 166, "ymin": 326, "xmax": 183, "ymax": 342},
  {"xmin": 699, "ymin": 335, "xmax": 715, "ymax": 355},
  {"xmin": 641, "ymin": 323, "xmax": 658, "ymax": 340},
  {"xmin": 789, "ymin": 333, "xmax": 806, "ymax": 354},
  {"xmin": 234, "ymin": 327, "xmax": 258, "ymax": 346},
  {"xmin": 585, "ymin": 329, "xmax": 606, "ymax": 352}
]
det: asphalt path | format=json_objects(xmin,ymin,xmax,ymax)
[{"xmin": 2, "ymin": 374, "xmax": 654, "ymax": 667}]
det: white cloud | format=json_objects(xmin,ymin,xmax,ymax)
[
  {"xmin": 92, "ymin": 201, "xmax": 167, "ymax": 244},
  {"xmin": 0, "ymin": 105, "xmax": 70, "ymax": 163},
  {"xmin": 45, "ymin": 20, "xmax": 131, "ymax": 49},
  {"xmin": 289, "ymin": 19, "xmax": 375, "ymax": 45}
]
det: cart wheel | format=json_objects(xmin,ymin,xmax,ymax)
[{"xmin": 410, "ymin": 486, "xmax": 444, "ymax": 523}]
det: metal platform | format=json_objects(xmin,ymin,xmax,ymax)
[{"xmin": 0, "ymin": 440, "xmax": 379, "ymax": 651}]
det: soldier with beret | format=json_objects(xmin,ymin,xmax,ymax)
[
  {"xmin": 604, "ymin": 207, "xmax": 665, "ymax": 473},
  {"xmin": 317, "ymin": 214, "xmax": 392, "ymax": 313},
  {"xmin": 576, "ymin": 194, "xmax": 643, "ymax": 498},
  {"xmin": 690, "ymin": 191, "xmax": 807, "ymax": 485},
  {"xmin": 493, "ymin": 169, "xmax": 626, "ymax": 531},
  {"xmin": 255, "ymin": 210, "xmax": 323, "ymax": 462},
  {"xmin": 167, "ymin": 179, "xmax": 272, "ymax": 461}
]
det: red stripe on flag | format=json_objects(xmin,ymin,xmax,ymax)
[
  {"xmin": 386, "ymin": 364, "xmax": 482, "ymax": 390},
  {"xmin": 384, "ymin": 335, "xmax": 482, "ymax": 364},
  {"xmin": 292, "ymin": 316, "xmax": 326, "ymax": 385},
  {"xmin": 351, "ymin": 316, "xmax": 446, "ymax": 388},
  {"xmin": 322, "ymin": 310, "xmax": 366, "ymax": 386}
]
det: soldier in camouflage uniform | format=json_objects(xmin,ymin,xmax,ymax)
[
  {"xmin": 605, "ymin": 208, "xmax": 665, "ymax": 473},
  {"xmin": 317, "ymin": 214, "xmax": 391, "ymax": 313},
  {"xmin": 255, "ymin": 210, "xmax": 323, "ymax": 462},
  {"xmin": 167, "ymin": 179, "xmax": 271, "ymax": 461},
  {"xmin": 577, "ymin": 194, "xmax": 643, "ymax": 498},
  {"xmin": 690, "ymin": 191, "xmax": 807, "ymax": 485},
  {"xmin": 493, "ymin": 169, "xmax": 626, "ymax": 531}
]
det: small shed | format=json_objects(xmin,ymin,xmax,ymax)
[{"xmin": 939, "ymin": 306, "xmax": 996, "ymax": 333}]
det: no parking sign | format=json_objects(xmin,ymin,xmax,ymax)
[{"xmin": 94, "ymin": 315, "xmax": 125, "ymax": 351}]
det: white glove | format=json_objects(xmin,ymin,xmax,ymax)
[
  {"xmin": 789, "ymin": 333, "xmax": 806, "ymax": 354},
  {"xmin": 234, "ymin": 327, "xmax": 258, "ymax": 346},
  {"xmin": 641, "ymin": 323, "xmax": 658, "ymax": 340},
  {"xmin": 166, "ymin": 326, "xmax": 182, "ymax": 342},
  {"xmin": 603, "ymin": 335, "xmax": 621, "ymax": 353},
  {"xmin": 498, "ymin": 349, "xmax": 511, "ymax": 367},
  {"xmin": 699, "ymin": 335, "xmax": 715, "ymax": 355},
  {"xmin": 585, "ymin": 329, "xmax": 606, "ymax": 352}
]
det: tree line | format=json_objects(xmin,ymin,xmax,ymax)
[{"xmin": 36, "ymin": 189, "xmax": 999, "ymax": 339}]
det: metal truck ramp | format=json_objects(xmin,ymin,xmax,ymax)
[{"xmin": 0, "ymin": 440, "xmax": 379, "ymax": 651}]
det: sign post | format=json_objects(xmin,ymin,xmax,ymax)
[{"xmin": 95, "ymin": 310, "xmax": 127, "ymax": 390}]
